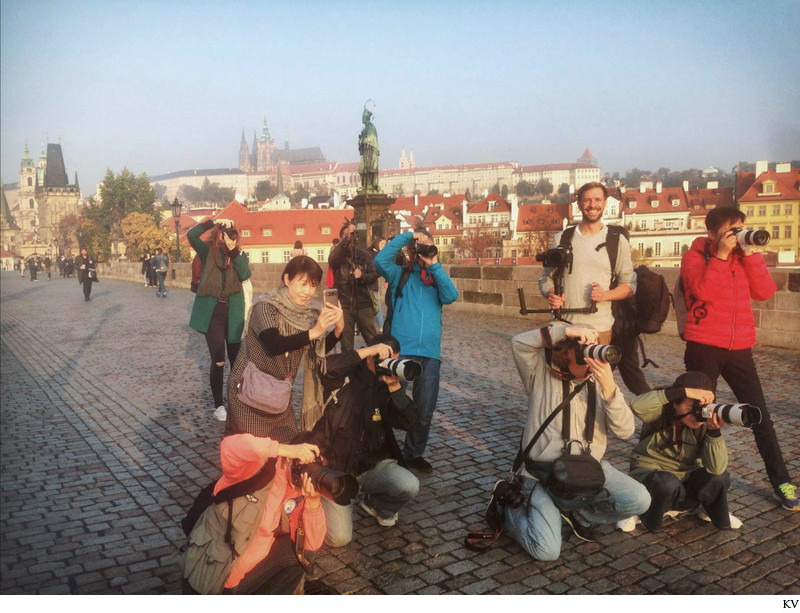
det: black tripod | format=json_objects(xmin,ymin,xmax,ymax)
[{"xmin": 518, "ymin": 254, "xmax": 597, "ymax": 324}]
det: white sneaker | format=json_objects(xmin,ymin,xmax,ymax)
[
  {"xmin": 213, "ymin": 405, "xmax": 227, "ymax": 422},
  {"xmin": 360, "ymin": 498, "xmax": 398, "ymax": 527},
  {"xmin": 696, "ymin": 508, "xmax": 742, "ymax": 529},
  {"xmin": 616, "ymin": 516, "xmax": 639, "ymax": 532}
]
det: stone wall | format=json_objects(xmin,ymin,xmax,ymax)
[{"xmin": 96, "ymin": 262, "xmax": 800, "ymax": 349}]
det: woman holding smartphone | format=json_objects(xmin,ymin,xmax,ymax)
[{"xmin": 227, "ymin": 256, "xmax": 344, "ymax": 439}]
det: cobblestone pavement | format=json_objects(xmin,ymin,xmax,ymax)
[{"xmin": 1, "ymin": 272, "xmax": 798, "ymax": 595}]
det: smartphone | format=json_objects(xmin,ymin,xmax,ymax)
[{"xmin": 323, "ymin": 288, "xmax": 338, "ymax": 308}]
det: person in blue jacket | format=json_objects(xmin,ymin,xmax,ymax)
[{"xmin": 374, "ymin": 227, "xmax": 458, "ymax": 472}]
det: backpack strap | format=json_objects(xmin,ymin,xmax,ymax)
[
  {"xmin": 560, "ymin": 378, "xmax": 596, "ymax": 450},
  {"xmin": 559, "ymin": 226, "xmax": 576, "ymax": 248},
  {"xmin": 600, "ymin": 225, "xmax": 622, "ymax": 288}
]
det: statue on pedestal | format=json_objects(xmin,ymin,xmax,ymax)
[{"xmin": 358, "ymin": 101, "xmax": 380, "ymax": 194}]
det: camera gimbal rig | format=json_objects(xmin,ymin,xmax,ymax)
[{"xmin": 517, "ymin": 244, "xmax": 598, "ymax": 324}]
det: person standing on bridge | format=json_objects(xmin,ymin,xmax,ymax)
[
  {"xmin": 74, "ymin": 247, "xmax": 97, "ymax": 302},
  {"xmin": 188, "ymin": 218, "xmax": 252, "ymax": 422}
]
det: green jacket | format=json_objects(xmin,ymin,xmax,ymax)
[
  {"xmin": 188, "ymin": 221, "xmax": 252, "ymax": 343},
  {"xmin": 629, "ymin": 389, "xmax": 728, "ymax": 482}
]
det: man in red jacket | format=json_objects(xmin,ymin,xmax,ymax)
[{"xmin": 680, "ymin": 206, "xmax": 797, "ymax": 511}]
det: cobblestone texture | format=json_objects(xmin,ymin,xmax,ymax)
[{"xmin": 1, "ymin": 272, "xmax": 798, "ymax": 594}]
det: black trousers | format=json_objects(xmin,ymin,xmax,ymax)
[
  {"xmin": 182, "ymin": 534, "xmax": 304, "ymax": 595},
  {"xmin": 684, "ymin": 341, "xmax": 790, "ymax": 490},
  {"xmin": 205, "ymin": 301, "xmax": 241, "ymax": 407},
  {"xmin": 610, "ymin": 333, "xmax": 651, "ymax": 396},
  {"xmin": 640, "ymin": 469, "xmax": 731, "ymax": 531},
  {"xmin": 82, "ymin": 279, "xmax": 92, "ymax": 301}
]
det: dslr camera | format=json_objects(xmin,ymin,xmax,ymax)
[
  {"xmin": 536, "ymin": 245, "xmax": 572, "ymax": 269},
  {"xmin": 376, "ymin": 358, "xmax": 423, "ymax": 382},
  {"xmin": 557, "ymin": 338, "xmax": 622, "ymax": 365},
  {"xmin": 414, "ymin": 243, "xmax": 438, "ymax": 258},
  {"xmin": 691, "ymin": 401, "xmax": 762, "ymax": 428},
  {"xmin": 731, "ymin": 227, "xmax": 770, "ymax": 247},
  {"xmin": 290, "ymin": 460, "xmax": 359, "ymax": 505}
]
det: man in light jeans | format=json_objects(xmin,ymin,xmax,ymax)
[
  {"xmin": 313, "ymin": 334, "xmax": 419, "ymax": 546},
  {"xmin": 503, "ymin": 323, "xmax": 650, "ymax": 560}
]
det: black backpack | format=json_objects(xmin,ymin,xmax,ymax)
[{"xmin": 382, "ymin": 266, "xmax": 414, "ymax": 336}]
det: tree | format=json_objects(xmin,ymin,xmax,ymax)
[
  {"xmin": 464, "ymin": 187, "xmax": 471, "ymax": 201},
  {"xmin": 291, "ymin": 185, "xmax": 309, "ymax": 205},
  {"xmin": 536, "ymin": 179, "xmax": 554, "ymax": 198},
  {"xmin": 515, "ymin": 229, "xmax": 553, "ymax": 258},
  {"xmin": 491, "ymin": 182, "xmax": 501, "ymax": 194},
  {"xmin": 120, "ymin": 211, "xmax": 175, "ymax": 261},
  {"xmin": 427, "ymin": 189, "xmax": 439, "ymax": 196},
  {"xmin": 454, "ymin": 222, "xmax": 502, "ymax": 260},
  {"xmin": 254, "ymin": 180, "xmax": 276, "ymax": 201},
  {"xmin": 153, "ymin": 183, "xmax": 167, "ymax": 201},
  {"xmin": 501, "ymin": 184, "xmax": 509, "ymax": 199},
  {"xmin": 392, "ymin": 184, "xmax": 405, "ymax": 198},
  {"xmin": 558, "ymin": 183, "xmax": 570, "ymax": 195},
  {"xmin": 56, "ymin": 213, "xmax": 80, "ymax": 256},
  {"xmin": 99, "ymin": 168, "xmax": 157, "ymax": 238},
  {"xmin": 515, "ymin": 180, "xmax": 536, "ymax": 197}
]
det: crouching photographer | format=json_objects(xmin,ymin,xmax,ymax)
[
  {"xmin": 628, "ymin": 371, "xmax": 743, "ymax": 532},
  {"xmin": 501, "ymin": 323, "xmax": 650, "ymax": 561},
  {"xmin": 312, "ymin": 333, "xmax": 419, "ymax": 547},
  {"xmin": 180, "ymin": 432, "xmax": 328, "ymax": 595}
]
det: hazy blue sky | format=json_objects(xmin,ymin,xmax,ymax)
[{"xmin": 2, "ymin": 0, "xmax": 799, "ymax": 194}]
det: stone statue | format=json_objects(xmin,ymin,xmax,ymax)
[{"xmin": 358, "ymin": 102, "xmax": 380, "ymax": 193}]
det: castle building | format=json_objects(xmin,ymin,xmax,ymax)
[{"xmin": 238, "ymin": 117, "xmax": 324, "ymax": 172}]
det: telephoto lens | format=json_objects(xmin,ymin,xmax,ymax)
[
  {"xmin": 415, "ymin": 243, "xmax": 438, "ymax": 258},
  {"xmin": 734, "ymin": 228, "xmax": 770, "ymax": 246},
  {"xmin": 577, "ymin": 344, "xmax": 622, "ymax": 365},
  {"xmin": 700, "ymin": 403, "xmax": 762, "ymax": 428},
  {"xmin": 376, "ymin": 358, "xmax": 423, "ymax": 381}
]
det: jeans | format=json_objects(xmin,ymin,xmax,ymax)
[
  {"xmin": 157, "ymin": 272, "xmax": 166, "ymax": 295},
  {"xmin": 340, "ymin": 304, "xmax": 378, "ymax": 352},
  {"xmin": 321, "ymin": 458, "xmax": 419, "ymax": 547},
  {"xmin": 400, "ymin": 356, "xmax": 441, "ymax": 460},
  {"xmin": 503, "ymin": 460, "xmax": 650, "ymax": 561},
  {"xmin": 684, "ymin": 341, "xmax": 790, "ymax": 490},
  {"xmin": 371, "ymin": 290, "xmax": 385, "ymax": 331},
  {"xmin": 639, "ymin": 469, "xmax": 731, "ymax": 531}
]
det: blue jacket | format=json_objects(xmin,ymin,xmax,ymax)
[{"xmin": 374, "ymin": 232, "xmax": 458, "ymax": 361}]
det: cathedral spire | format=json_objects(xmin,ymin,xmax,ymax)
[{"xmin": 74, "ymin": 171, "xmax": 80, "ymax": 189}]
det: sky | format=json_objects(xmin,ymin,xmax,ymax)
[{"xmin": 2, "ymin": 0, "xmax": 799, "ymax": 195}]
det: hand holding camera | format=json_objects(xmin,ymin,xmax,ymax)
[
  {"xmin": 299, "ymin": 471, "xmax": 321, "ymax": 508},
  {"xmin": 584, "ymin": 357, "xmax": 616, "ymax": 399},
  {"xmin": 565, "ymin": 325, "xmax": 599, "ymax": 346},
  {"xmin": 279, "ymin": 442, "xmax": 320, "ymax": 464},
  {"xmin": 214, "ymin": 218, "xmax": 234, "ymax": 230}
]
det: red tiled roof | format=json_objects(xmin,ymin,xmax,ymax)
[
  {"xmin": 735, "ymin": 171, "xmax": 756, "ymax": 200},
  {"xmin": 621, "ymin": 186, "xmax": 688, "ymax": 213},
  {"xmin": 335, "ymin": 162, "xmax": 359, "ymax": 173},
  {"xmin": 686, "ymin": 187, "xmax": 734, "ymax": 216},
  {"xmin": 205, "ymin": 201, "xmax": 352, "ymax": 246},
  {"xmin": 738, "ymin": 168, "xmax": 800, "ymax": 201},
  {"xmin": 468, "ymin": 192, "xmax": 510, "ymax": 214},
  {"xmin": 581, "ymin": 147, "xmax": 594, "ymax": 159},
  {"xmin": 1, "ymin": 248, "xmax": 21, "ymax": 258},
  {"xmin": 516, "ymin": 203, "xmax": 569, "ymax": 232},
  {"xmin": 285, "ymin": 162, "xmax": 337, "ymax": 175}
]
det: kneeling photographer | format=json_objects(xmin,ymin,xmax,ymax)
[
  {"xmin": 312, "ymin": 334, "xmax": 419, "ymax": 547},
  {"xmin": 181, "ymin": 432, "xmax": 327, "ymax": 594},
  {"xmin": 503, "ymin": 323, "xmax": 650, "ymax": 561},
  {"xmin": 629, "ymin": 371, "xmax": 746, "ymax": 532}
]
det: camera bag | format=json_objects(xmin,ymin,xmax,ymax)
[{"xmin": 543, "ymin": 379, "xmax": 606, "ymax": 508}]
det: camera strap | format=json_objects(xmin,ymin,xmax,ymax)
[
  {"xmin": 560, "ymin": 378, "xmax": 596, "ymax": 451},
  {"xmin": 512, "ymin": 379, "xmax": 589, "ymax": 474}
]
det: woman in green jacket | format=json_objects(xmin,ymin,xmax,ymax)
[
  {"xmin": 188, "ymin": 218, "xmax": 252, "ymax": 422},
  {"xmin": 629, "ymin": 371, "xmax": 739, "ymax": 531}
]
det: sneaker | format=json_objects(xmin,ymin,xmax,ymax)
[
  {"xmin": 560, "ymin": 511, "xmax": 598, "ymax": 542},
  {"xmin": 774, "ymin": 483, "xmax": 800, "ymax": 511},
  {"xmin": 360, "ymin": 498, "xmax": 398, "ymax": 527},
  {"xmin": 213, "ymin": 405, "xmax": 227, "ymax": 422},
  {"xmin": 405, "ymin": 456, "xmax": 433, "ymax": 473},
  {"xmin": 616, "ymin": 516, "xmax": 639, "ymax": 532},
  {"xmin": 695, "ymin": 508, "xmax": 743, "ymax": 529}
]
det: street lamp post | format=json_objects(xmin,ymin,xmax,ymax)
[
  {"xmin": 54, "ymin": 238, "xmax": 59, "ymax": 257},
  {"xmin": 170, "ymin": 198, "xmax": 182, "ymax": 261},
  {"xmin": 76, "ymin": 227, "xmax": 83, "ymax": 250}
]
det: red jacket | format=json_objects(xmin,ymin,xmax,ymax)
[{"xmin": 680, "ymin": 237, "xmax": 776, "ymax": 350}]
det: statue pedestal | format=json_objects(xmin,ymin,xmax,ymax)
[{"xmin": 346, "ymin": 193, "xmax": 397, "ymax": 249}]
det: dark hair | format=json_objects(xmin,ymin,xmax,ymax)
[
  {"xmin": 155, "ymin": 247, "xmax": 163, "ymax": 254},
  {"xmin": 205, "ymin": 225, "xmax": 240, "ymax": 250},
  {"xmin": 576, "ymin": 182, "xmax": 608, "ymax": 205},
  {"xmin": 368, "ymin": 333, "xmax": 400, "ymax": 354},
  {"xmin": 705, "ymin": 206, "xmax": 745, "ymax": 234},
  {"xmin": 282, "ymin": 255, "xmax": 323, "ymax": 286},
  {"xmin": 370, "ymin": 236, "xmax": 385, "ymax": 251},
  {"xmin": 332, "ymin": 238, "xmax": 340, "ymax": 246},
  {"xmin": 293, "ymin": 240, "xmax": 303, "ymax": 249}
]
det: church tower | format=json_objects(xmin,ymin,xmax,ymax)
[
  {"xmin": 399, "ymin": 149, "xmax": 408, "ymax": 170},
  {"xmin": 18, "ymin": 144, "xmax": 38, "ymax": 232},
  {"xmin": 408, "ymin": 150, "xmax": 415, "ymax": 169},
  {"xmin": 256, "ymin": 116, "xmax": 276, "ymax": 171},
  {"xmin": 238, "ymin": 129, "xmax": 251, "ymax": 171}
]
